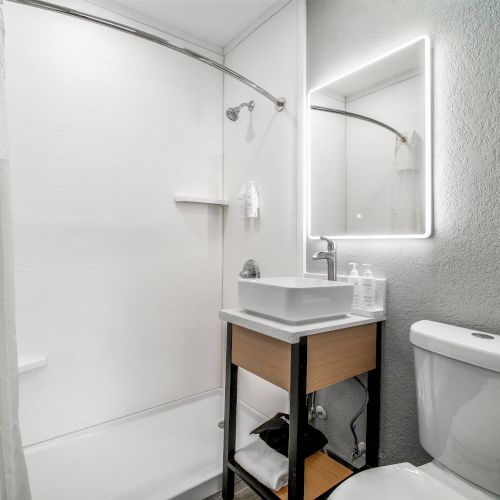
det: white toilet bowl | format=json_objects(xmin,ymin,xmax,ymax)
[
  {"xmin": 330, "ymin": 320, "xmax": 500, "ymax": 499},
  {"xmin": 330, "ymin": 461, "xmax": 499, "ymax": 499}
]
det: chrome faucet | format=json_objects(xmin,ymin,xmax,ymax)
[{"xmin": 312, "ymin": 236, "xmax": 337, "ymax": 281}]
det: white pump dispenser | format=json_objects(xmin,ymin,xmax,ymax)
[
  {"xmin": 349, "ymin": 263, "xmax": 359, "ymax": 276},
  {"xmin": 363, "ymin": 264, "xmax": 373, "ymax": 278},
  {"xmin": 360, "ymin": 264, "xmax": 375, "ymax": 309},
  {"xmin": 246, "ymin": 181, "xmax": 259, "ymax": 218},
  {"xmin": 335, "ymin": 265, "xmax": 386, "ymax": 319},
  {"xmin": 237, "ymin": 184, "xmax": 247, "ymax": 219},
  {"xmin": 347, "ymin": 262, "xmax": 360, "ymax": 309}
]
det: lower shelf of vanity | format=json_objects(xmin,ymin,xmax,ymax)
[{"xmin": 229, "ymin": 451, "xmax": 352, "ymax": 500}]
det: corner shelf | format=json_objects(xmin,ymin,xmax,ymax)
[
  {"xmin": 174, "ymin": 195, "xmax": 228, "ymax": 206},
  {"xmin": 18, "ymin": 356, "xmax": 48, "ymax": 374}
]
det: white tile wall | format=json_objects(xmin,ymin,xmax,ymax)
[
  {"xmin": 222, "ymin": 0, "xmax": 301, "ymax": 417},
  {"xmin": 5, "ymin": 1, "xmax": 224, "ymax": 445}
]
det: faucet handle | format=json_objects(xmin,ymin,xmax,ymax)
[
  {"xmin": 239, "ymin": 259, "xmax": 261, "ymax": 279},
  {"xmin": 320, "ymin": 236, "xmax": 335, "ymax": 252}
]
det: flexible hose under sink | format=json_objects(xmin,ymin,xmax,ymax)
[{"xmin": 351, "ymin": 376, "xmax": 369, "ymax": 460}]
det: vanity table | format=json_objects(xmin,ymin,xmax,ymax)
[{"xmin": 219, "ymin": 309, "xmax": 383, "ymax": 500}]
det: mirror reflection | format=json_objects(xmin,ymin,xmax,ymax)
[{"xmin": 308, "ymin": 36, "xmax": 431, "ymax": 238}]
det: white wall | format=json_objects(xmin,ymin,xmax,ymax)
[
  {"xmin": 307, "ymin": 0, "xmax": 500, "ymax": 465},
  {"xmin": 5, "ymin": 0, "xmax": 223, "ymax": 445},
  {"xmin": 222, "ymin": 0, "xmax": 303, "ymax": 417}
]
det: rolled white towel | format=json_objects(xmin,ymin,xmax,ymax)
[{"xmin": 235, "ymin": 439, "xmax": 289, "ymax": 491}]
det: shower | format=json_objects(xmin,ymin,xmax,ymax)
[{"xmin": 226, "ymin": 101, "xmax": 255, "ymax": 121}]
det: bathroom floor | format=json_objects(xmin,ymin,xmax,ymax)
[
  {"xmin": 23, "ymin": 390, "xmax": 262, "ymax": 500},
  {"xmin": 205, "ymin": 478, "xmax": 260, "ymax": 500}
]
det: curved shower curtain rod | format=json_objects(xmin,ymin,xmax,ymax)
[
  {"xmin": 5, "ymin": 0, "xmax": 286, "ymax": 111},
  {"xmin": 311, "ymin": 105, "xmax": 407, "ymax": 142}
]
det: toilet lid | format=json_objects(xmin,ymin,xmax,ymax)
[{"xmin": 329, "ymin": 463, "xmax": 475, "ymax": 500}]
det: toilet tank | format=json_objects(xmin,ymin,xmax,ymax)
[{"xmin": 410, "ymin": 320, "xmax": 500, "ymax": 495}]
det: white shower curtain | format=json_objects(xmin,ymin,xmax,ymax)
[{"xmin": 0, "ymin": 2, "xmax": 32, "ymax": 499}]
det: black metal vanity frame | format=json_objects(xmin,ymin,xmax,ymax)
[{"xmin": 222, "ymin": 321, "xmax": 382, "ymax": 500}]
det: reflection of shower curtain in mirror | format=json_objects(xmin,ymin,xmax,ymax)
[
  {"xmin": 392, "ymin": 131, "xmax": 422, "ymax": 234},
  {"xmin": 0, "ymin": 3, "xmax": 32, "ymax": 498}
]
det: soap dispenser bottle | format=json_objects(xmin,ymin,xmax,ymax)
[
  {"xmin": 347, "ymin": 263, "xmax": 360, "ymax": 309},
  {"xmin": 360, "ymin": 264, "xmax": 375, "ymax": 309},
  {"xmin": 237, "ymin": 184, "xmax": 247, "ymax": 219},
  {"xmin": 246, "ymin": 181, "xmax": 259, "ymax": 218}
]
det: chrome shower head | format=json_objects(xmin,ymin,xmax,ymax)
[
  {"xmin": 226, "ymin": 107, "xmax": 239, "ymax": 121},
  {"xmin": 226, "ymin": 101, "xmax": 255, "ymax": 121}
]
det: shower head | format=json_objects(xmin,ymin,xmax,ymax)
[
  {"xmin": 226, "ymin": 108, "xmax": 239, "ymax": 122},
  {"xmin": 226, "ymin": 101, "xmax": 255, "ymax": 121}
]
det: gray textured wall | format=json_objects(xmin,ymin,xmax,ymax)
[{"xmin": 307, "ymin": 0, "xmax": 500, "ymax": 466}]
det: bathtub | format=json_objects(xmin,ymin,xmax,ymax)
[{"xmin": 24, "ymin": 389, "xmax": 263, "ymax": 500}]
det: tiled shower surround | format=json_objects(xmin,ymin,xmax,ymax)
[{"xmin": 6, "ymin": 0, "xmax": 224, "ymax": 445}]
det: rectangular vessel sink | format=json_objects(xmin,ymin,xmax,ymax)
[{"xmin": 238, "ymin": 277, "xmax": 354, "ymax": 324}]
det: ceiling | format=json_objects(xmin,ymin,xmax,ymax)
[{"xmin": 92, "ymin": 0, "xmax": 281, "ymax": 50}]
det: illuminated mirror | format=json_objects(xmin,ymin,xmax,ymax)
[{"xmin": 307, "ymin": 36, "xmax": 431, "ymax": 239}]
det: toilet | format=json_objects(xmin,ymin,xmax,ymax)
[{"xmin": 330, "ymin": 320, "xmax": 500, "ymax": 499}]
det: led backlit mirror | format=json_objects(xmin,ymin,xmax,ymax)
[{"xmin": 307, "ymin": 36, "xmax": 431, "ymax": 239}]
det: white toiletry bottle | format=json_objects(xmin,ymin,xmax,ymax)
[
  {"xmin": 347, "ymin": 263, "xmax": 360, "ymax": 309},
  {"xmin": 237, "ymin": 184, "xmax": 247, "ymax": 219},
  {"xmin": 360, "ymin": 264, "xmax": 375, "ymax": 309},
  {"xmin": 246, "ymin": 181, "xmax": 259, "ymax": 218}
]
